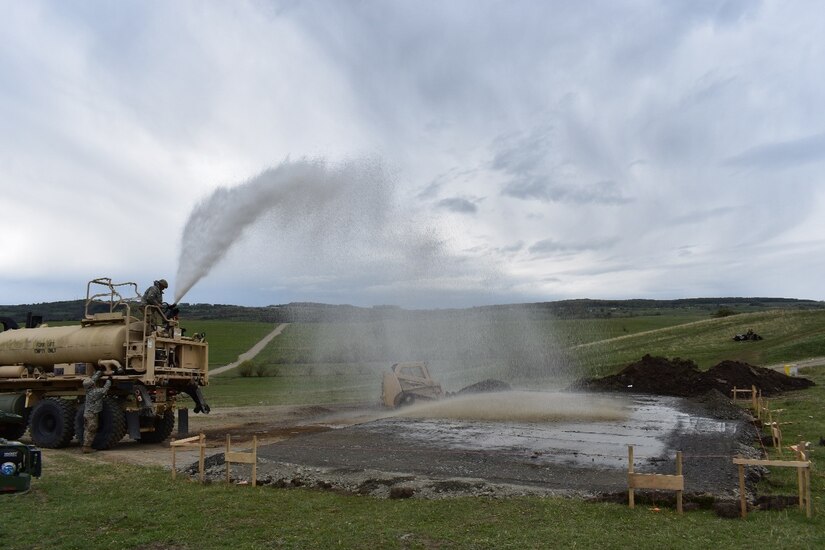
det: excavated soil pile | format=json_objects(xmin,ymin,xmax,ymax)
[
  {"xmin": 457, "ymin": 379, "xmax": 512, "ymax": 394},
  {"xmin": 574, "ymin": 354, "xmax": 814, "ymax": 397}
]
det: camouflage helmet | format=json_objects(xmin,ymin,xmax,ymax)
[{"xmin": 157, "ymin": 279, "xmax": 169, "ymax": 290}]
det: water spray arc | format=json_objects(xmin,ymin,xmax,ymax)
[{"xmin": 174, "ymin": 160, "xmax": 329, "ymax": 303}]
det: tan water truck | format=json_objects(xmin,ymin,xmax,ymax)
[{"xmin": 0, "ymin": 277, "xmax": 210, "ymax": 449}]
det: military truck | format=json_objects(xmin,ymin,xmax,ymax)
[{"xmin": 0, "ymin": 277, "xmax": 210, "ymax": 450}]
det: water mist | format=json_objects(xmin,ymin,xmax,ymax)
[{"xmin": 174, "ymin": 158, "xmax": 578, "ymax": 412}]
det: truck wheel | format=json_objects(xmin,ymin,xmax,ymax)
[
  {"xmin": 30, "ymin": 398, "xmax": 76, "ymax": 448},
  {"xmin": 75, "ymin": 397, "xmax": 127, "ymax": 450},
  {"xmin": 138, "ymin": 410, "xmax": 175, "ymax": 444}
]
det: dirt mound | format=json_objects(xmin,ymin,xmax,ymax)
[
  {"xmin": 705, "ymin": 360, "xmax": 813, "ymax": 395},
  {"xmin": 573, "ymin": 354, "xmax": 814, "ymax": 397},
  {"xmin": 457, "ymin": 379, "xmax": 512, "ymax": 394}
]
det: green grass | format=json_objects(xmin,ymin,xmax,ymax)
[
  {"xmin": 178, "ymin": 320, "xmax": 274, "ymax": 368},
  {"xmin": 3, "ymin": 443, "xmax": 823, "ymax": 550},
  {"xmin": 206, "ymin": 371, "xmax": 379, "ymax": 407},
  {"xmin": 201, "ymin": 310, "xmax": 825, "ymax": 407},
  {"xmin": 572, "ymin": 309, "xmax": 825, "ymax": 375},
  {"xmin": 551, "ymin": 312, "xmax": 710, "ymax": 347},
  {"xmin": 758, "ymin": 367, "xmax": 825, "ymax": 494}
]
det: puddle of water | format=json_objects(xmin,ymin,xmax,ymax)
[
  {"xmin": 383, "ymin": 392, "xmax": 737, "ymax": 470},
  {"xmin": 393, "ymin": 391, "xmax": 630, "ymax": 422}
]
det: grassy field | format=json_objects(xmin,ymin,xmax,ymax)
[
  {"xmin": 572, "ymin": 309, "xmax": 825, "ymax": 375},
  {"xmin": 5, "ymin": 369, "xmax": 824, "ymax": 549},
  {"xmin": 202, "ymin": 310, "xmax": 825, "ymax": 407},
  {"xmin": 206, "ymin": 371, "xmax": 378, "ymax": 407},
  {"xmin": 180, "ymin": 320, "xmax": 274, "ymax": 368}
]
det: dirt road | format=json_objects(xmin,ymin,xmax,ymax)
[
  {"xmin": 210, "ymin": 323, "xmax": 289, "ymax": 376},
  {"xmin": 767, "ymin": 357, "xmax": 825, "ymax": 371}
]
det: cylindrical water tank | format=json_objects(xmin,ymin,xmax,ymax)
[{"xmin": 0, "ymin": 324, "xmax": 128, "ymax": 367}]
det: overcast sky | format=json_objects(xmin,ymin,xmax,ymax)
[{"xmin": 2, "ymin": 0, "xmax": 825, "ymax": 308}]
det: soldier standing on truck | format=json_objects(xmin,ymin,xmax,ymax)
[
  {"xmin": 82, "ymin": 370, "xmax": 111, "ymax": 453},
  {"xmin": 142, "ymin": 279, "xmax": 168, "ymax": 308},
  {"xmin": 141, "ymin": 278, "xmax": 168, "ymax": 329}
]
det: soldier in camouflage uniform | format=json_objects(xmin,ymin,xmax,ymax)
[
  {"xmin": 82, "ymin": 370, "xmax": 112, "ymax": 453},
  {"xmin": 141, "ymin": 278, "xmax": 168, "ymax": 308},
  {"xmin": 141, "ymin": 278, "xmax": 168, "ymax": 330}
]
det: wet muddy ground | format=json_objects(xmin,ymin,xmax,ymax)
[
  {"xmin": 39, "ymin": 390, "xmax": 760, "ymax": 500},
  {"xmin": 195, "ymin": 391, "xmax": 759, "ymax": 499}
]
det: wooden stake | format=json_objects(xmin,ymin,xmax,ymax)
[
  {"xmin": 628, "ymin": 445, "xmax": 635, "ymax": 509},
  {"xmin": 226, "ymin": 434, "xmax": 231, "ymax": 484},
  {"xmin": 252, "ymin": 435, "xmax": 258, "ymax": 487},
  {"xmin": 796, "ymin": 441, "xmax": 804, "ymax": 511},
  {"xmin": 675, "ymin": 451, "xmax": 683, "ymax": 514},
  {"xmin": 170, "ymin": 433, "xmax": 207, "ymax": 483},
  {"xmin": 805, "ymin": 464, "xmax": 812, "ymax": 519},
  {"xmin": 198, "ymin": 433, "xmax": 205, "ymax": 483},
  {"xmin": 171, "ymin": 437, "xmax": 177, "ymax": 480},
  {"xmin": 738, "ymin": 455, "xmax": 747, "ymax": 519}
]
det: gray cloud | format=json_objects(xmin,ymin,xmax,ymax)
[
  {"xmin": 437, "ymin": 197, "xmax": 478, "ymax": 214},
  {"xmin": 722, "ymin": 132, "xmax": 825, "ymax": 170},
  {"xmin": 502, "ymin": 178, "xmax": 631, "ymax": 205},
  {"xmin": 671, "ymin": 206, "xmax": 736, "ymax": 225},
  {"xmin": 489, "ymin": 119, "xmax": 631, "ymax": 205},
  {"xmin": 417, "ymin": 181, "xmax": 443, "ymax": 200},
  {"xmin": 528, "ymin": 238, "xmax": 618, "ymax": 258},
  {"xmin": 498, "ymin": 241, "xmax": 525, "ymax": 254}
]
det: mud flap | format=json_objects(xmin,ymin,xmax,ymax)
[
  {"xmin": 134, "ymin": 385, "xmax": 154, "ymax": 413},
  {"xmin": 183, "ymin": 384, "xmax": 210, "ymax": 414},
  {"xmin": 126, "ymin": 410, "xmax": 141, "ymax": 440},
  {"xmin": 177, "ymin": 407, "xmax": 189, "ymax": 437}
]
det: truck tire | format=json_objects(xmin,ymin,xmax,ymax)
[
  {"xmin": 138, "ymin": 410, "xmax": 175, "ymax": 444},
  {"xmin": 30, "ymin": 398, "xmax": 76, "ymax": 448},
  {"xmin": 75, "ymin": 397, "xmax": 127, "ymax": 450}
]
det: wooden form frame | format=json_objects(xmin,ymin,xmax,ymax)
[
  {"xmin": 225, "ymin": 434, "xmax": 258, "ymax": 487},
  {"xmin": 627, "ymin": 445, "xmax": 684, "ymax": 514},
  {"xmin": 170, "ymin": 433, "xmax": 206, "ymax": 482},
  {"xmin": 757, "ymin": 402, "xmax": 784, "ymax": 454},
  {"xmin": 730, "ymin": 385, "xmax": 759, "ymax": 411},
  {"xmin": 734, "ymin": 443, "xmax": 812, "ymax": 519},
  {"xmin": 770, "ymin": 423, "xmax": 783, "ymax": 453}
]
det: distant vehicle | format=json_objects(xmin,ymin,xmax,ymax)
[
  {"xmin": 733, "ymin": 329, "xmax": 763, "ymax": 341},
  {"xmin": 381, "ymin": 362, "xmax": 444, "ymax": 408}
]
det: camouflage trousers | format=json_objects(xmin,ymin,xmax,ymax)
[{"xmin": 83, "ymin": 412, "xmax": 99, "ymax": 448}]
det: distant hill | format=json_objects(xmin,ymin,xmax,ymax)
[{"xmin": 0, "ymin": 297, "xmax": 822, "ymax": 325}]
